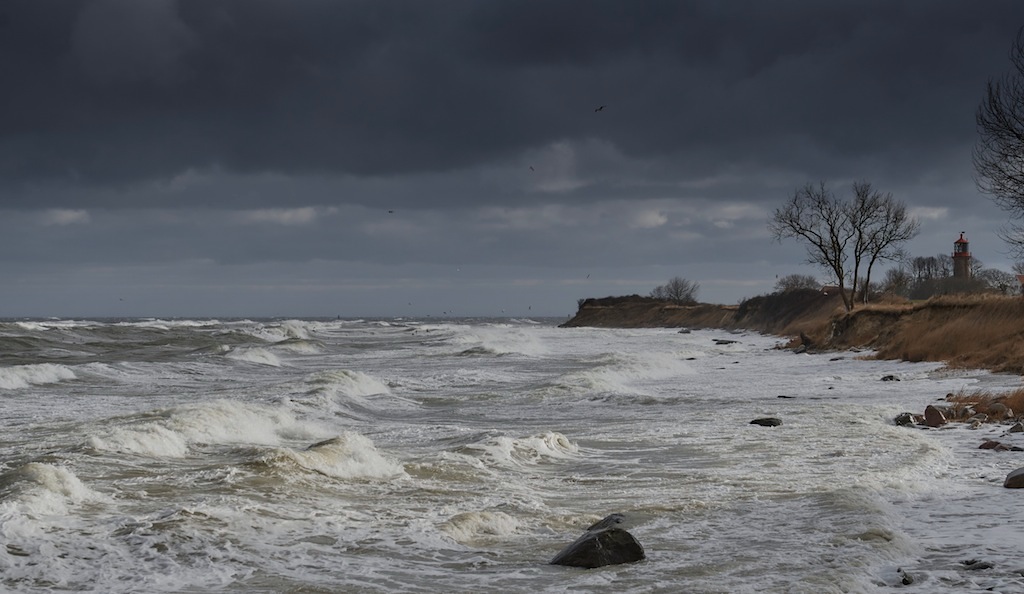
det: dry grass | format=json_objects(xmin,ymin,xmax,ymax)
[
  {"xmin": 945, "ymin": 387, "xmax": 1024, "ymax": 420},
  {"xmin": 566, "ymin": 291, "xmax": 1024, "ymax": 374},
  {"xmin": 834, "ymin": 294, "xmax": 1024, "ymax": 372}
]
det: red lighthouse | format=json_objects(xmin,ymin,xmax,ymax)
[{"xmin": 953, "ymin": 232, "xmax": 971, "ymax": 280}]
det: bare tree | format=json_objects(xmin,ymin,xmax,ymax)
[
  {"xmin": 774, "ymin": 273, "xmax": 819, "ymax": 293},
  {"xmin": 881, "ymin": 266, "xmax": 913, "ymax": 297},
  {"xmin": 651, "ymin": 276, "xmax": 699, "ymax": 305},
  {"xmin": 850, "ymin": 182, "xmax": 920, "ymax": 304},
  {"xmin": 976, "ymin": 268, "xmax": 1019, "ymax": 294},
  {"xmin": 769, "ymin": 181, "xmax": 918, "ymax": 311},
  {"xmin": 975, "ymin": 27, "xmax": 1024, "ymax": 256},
  {"xmin": 769, "ymin": 182, "xmax": 855, "ymax": 310}
]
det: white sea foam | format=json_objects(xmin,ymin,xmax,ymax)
[
  {"xmin": 440, "ymin": 510, "xmax": 522, "ymax": 543},
  {"xmin": 225, "ymin": 347, "xmax": 282, "ymax": 366},
  {"xmin": 242, "ymin": 319, "xmax": 313, "ymax": 343},
  {"xmin": 291, "ymin": 369, "xmax": 423, "ymax": 416},
  {"xmin": 273, "ymin": 432, "xmax": 407, "ymax": 479},
  {"xmin": 277, "ymin": 340, "xmax": 321, "ymax": 354},
  {"xmin": 309, "ymin": 369, "xmax": 391, "ymax": 398},
  {"xmin": 4, "ymin": 320, "xmax": 1020, "ymax": 593},
  {"xmin": 463, "ymin": 431, "xmax": 578, "ymax": 468},
  {"xmin": 0, "ymin": 463, "xmax": 107, "ymax": 517},
  {"xmin": 549, "ymin": 351, "xmax": 695, "ymax": 396},
  {"xmin": 0, "ymin": 363, "xmax": 76, "ymax": 389},
  {"xmin": 449, "ymin": 325, "xmax": 549, "ymax": 356},
  {"xmin": 87, "ymin": 400, "xmax": 324, "ymax": 457}
]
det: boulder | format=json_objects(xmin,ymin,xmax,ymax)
[
  {"xmin": 924, "ymin": 405, "xmax": 947, "ymax": 428},
  {"xmin": 550, "ymin": 514, "xmax": 645, "ymax": 569},
  {"xmin": 880, "ymin": 375, "xmax": 900, "ymax": 382},
  {"xmin": 980, "ymin": 440, "xmax": 1011, "ymax": 451},
  {"xmin": 988, "ymin": 402, "xmax": 1013, "ymax": 420},
  {"xmin": 1010, "ymin": 422, "xmax": 1024, "ymax": 433},
  {"xmin": 1004, "ymin": 467, "xmax": 1024, "ymax": 488},
  {"xmin": 750, "ymin": 417, "xmax": 782, "ymax": 427},
  {"xmin": 893, "ymin": 412, "xmax": 915, "ymax": 427},
  {"xmin": 897, "ymin": 567, "xmax": 914, "ymax": 585}
]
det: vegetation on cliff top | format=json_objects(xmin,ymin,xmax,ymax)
[{"xmin": 563, "ymin": 290, "xmax": 1024, "ymax": 374}]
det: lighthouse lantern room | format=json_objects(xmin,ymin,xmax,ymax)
[{"xmin": 953, "ymin": 232, "xmax": 971, "ymax": 280}]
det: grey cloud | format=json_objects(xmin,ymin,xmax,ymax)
[{"xmin": 2, "ymin": 0, "xmax": 1022, "ymax": 207}]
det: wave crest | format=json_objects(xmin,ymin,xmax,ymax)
[
  {"xmin": 0, "ymin": 363, "xmax": 76, "ymax": 390},
  {"xmin": 0, "ymin": 463, "xmax": 108, "ymax": 517},
  {"xmin": 461, "ymin": 431, "xmax": 578, "ymax": 468},
  {"xmin": 267, "ymin": 432, "xmax": 407, "ymax": 479},
  {"xmin": 440, "ymin": 511, "xmax": 522, "ymax": 543}
]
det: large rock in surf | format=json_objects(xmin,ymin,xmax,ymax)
[
  {"xmin": 550, "ymin": 514, "xmax": 645, "ymax": 569},
  {"xmin": 750, "ymin": 417, "xmax": 782, "ymax": 427},
  {"xmin": 923, "ymin": 405, "xmax": 947, "ymax": 428},
  {"xmin": 1004, "ymin": 467, "xmax": 1024, "ymax": 488}
]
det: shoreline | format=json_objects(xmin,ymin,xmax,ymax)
[
  {"xmin": 562, "ymin": 291, "xmax": 1024, "ymax": 375},
  {"xmin": 563, "ymin": 291, "xmax": 1024, "ymax": 449}
]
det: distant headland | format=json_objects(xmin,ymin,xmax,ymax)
[{"xmin": 561, "ymin": 289, "xmax": 1024, "ymax": 375}]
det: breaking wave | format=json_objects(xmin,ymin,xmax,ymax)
[
  {"xmin": 261, "ymin": 433, "xmax": 407, "ymax": 480},
  {"xmin": 86, "ymin": 400, "xmax": 325, "ymax": 458},
  {"xmin": 0, "ymin": 364, "xmax": 76, "ymax": 390},
  {"xmin": 459, "ymin": 431, "xmax": 578, "ymax": 468}
]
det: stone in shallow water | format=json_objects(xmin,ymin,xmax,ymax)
[
  {"xmin": 550, "ymin": 514, "xmax": 645, "ymax": 569},
  {"xmin": 924, "ymin": 405, "xmax": 947, "ymax": 428},
  {"xmin": 750, "ymin": 417, "xmax": 782, "ymax": 427},
  {"xmin": 1004, "ymin": 467, "xmax": 1024, "ymax": 488}
]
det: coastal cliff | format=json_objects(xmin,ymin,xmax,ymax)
[
  {"xmin": 562, "ymin": 291, "xmax": 1024, "ymax": 374},
  {"xmin": 561, "ymin": 290, "xmax": 845, "ymax": 336}
]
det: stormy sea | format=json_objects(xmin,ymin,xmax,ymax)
[{"xmin": 1, "ymin": 317, "xmax": 1023, "ymax": 593}]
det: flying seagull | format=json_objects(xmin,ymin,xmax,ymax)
[{"xmin": 594, "ymin": 105, "xmax": 606, "ymax": 112}]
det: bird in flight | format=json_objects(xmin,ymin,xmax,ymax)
[{"xmin": 594, "ymin": 105, "xmax": 606, "ymax": 112}]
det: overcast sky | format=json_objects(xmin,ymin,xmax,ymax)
[{"xmin": 3, "ymin": 1, "xmax": 1024, "ymax": 318}]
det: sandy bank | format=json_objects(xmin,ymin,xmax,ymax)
[{"xmin": 562, "ymin": 291, "xmax": 1024, "ymax": 375}]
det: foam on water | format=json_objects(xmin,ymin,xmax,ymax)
[
  {"xmin": 287, "ymin": 368, "xmax": 420, "ymax": 417},
  {"xmin": 4, "ymin": 319, "xmax": 1024, "ymax": 593},
  {"xmin": 546, "ymin": 350, "xmax": 696, "ymax": 397},
  {"xmin": 440, "ymin": 510, "xmax": 523, "ymax": 544},
  {"xmin": 266, "ymin": 432, "xmax": 407, "ymax": 479},
  {"xmin": 447, "ymin": 324, "xmax": 549, "ymax": 356},
  {"xmin": 240, "ymin": 319, "xmax": 313, "ymax": 343},
  {"xmin": 0, "ymin": 363, "xmax": 76, "ymax": 389},
  {"xmin": 462, "ymin": 431, "xmax": 579, "ymax": 468},
  {"xmin": 86, "ymin": 399, "xmax": 325, "ymax": 457},
  {"xmin": 308, "ymin": 369, "xmax": 392, "ymax": 398},
  {"xmin": 225, "ymin": 346, "xmax": 282, "ymax": 366},
  {"xmin": 0, "ymin": 463, "xmax": 108, "ymax": 517}
]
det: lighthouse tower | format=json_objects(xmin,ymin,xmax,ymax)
[{"xmin": 953, "ymin": 232, "xmax": 971, "ymax": 279}]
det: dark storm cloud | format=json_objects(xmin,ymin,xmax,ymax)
[{"xmin": 1, "ymin": 0, "xmax": 1023, "ymax": 210}]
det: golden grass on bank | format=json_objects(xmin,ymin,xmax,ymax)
[
  {"xmin": 946, "ymin": 387, "xmax": 1024, "ymax": 417},
  {"xmin": 863, "ymin": 294, "xmax": 1024, "ymax": 372}
]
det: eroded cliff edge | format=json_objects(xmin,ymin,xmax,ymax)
[{"xmin": 561, "ymin": 290, "xmax": 1024, "ymax": 374}]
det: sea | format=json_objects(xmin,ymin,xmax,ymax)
[{"xmin": 1, "ymin": 317, "xmax": 1024, "ymax": 593}]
